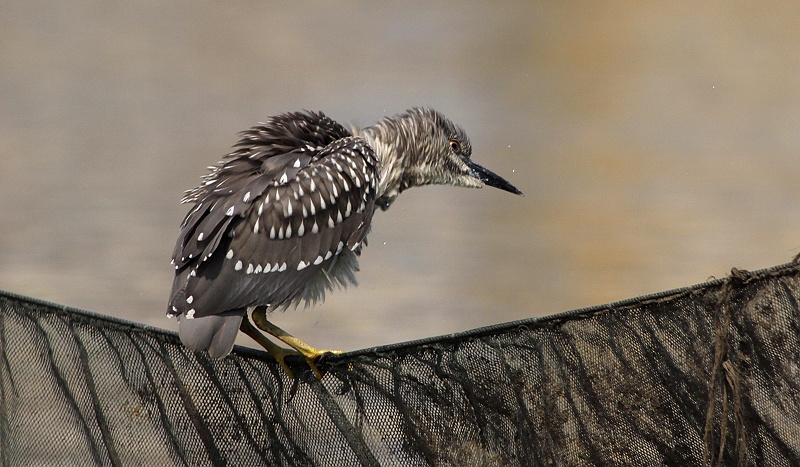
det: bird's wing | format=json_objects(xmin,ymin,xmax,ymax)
[{"xmin": 168, "ymin": 135, "xmax": 378, "ymax": 318}]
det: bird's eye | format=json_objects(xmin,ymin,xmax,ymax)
[{"xmin": 449, "ymin": 140, "xmax": 461, "ymax": 154}]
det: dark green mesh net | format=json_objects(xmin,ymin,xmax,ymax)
[{"xmin": 2, "ymin": 262, "xmax": 800, "ymax": 466}]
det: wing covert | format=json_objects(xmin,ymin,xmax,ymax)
[{"xmin": 168, "ymin": 132, "xmax": 378, "ymax": 318}]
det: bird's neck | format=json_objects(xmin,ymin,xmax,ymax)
[{"xmin": 358, "ymin": 117, "xmax": 424, "ymax": 211}]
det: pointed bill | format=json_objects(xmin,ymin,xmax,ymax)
[{"xmin": 466, "ymin": 159, "xmax": 523, "ymax": 195}]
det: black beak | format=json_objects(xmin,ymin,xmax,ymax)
[{"xmin": 467, "ymin": 159, "xmax": 523, "ymax": 196}]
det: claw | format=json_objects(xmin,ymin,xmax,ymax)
[
  {"xmin": 305, "ymin": 350, "xmax": 343, "ymax": 379},
  {"xmin": 268, "ymin": 346, "xmax": 299, "ymax": 380}
]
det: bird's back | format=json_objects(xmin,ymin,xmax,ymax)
[{"xmin": 168, "ymin": 111, "xmax": 379, "ymax": 319}]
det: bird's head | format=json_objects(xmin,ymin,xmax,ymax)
[{"xmin": 361, "ymin": 107, "xmax": 522, "ymax": 210}]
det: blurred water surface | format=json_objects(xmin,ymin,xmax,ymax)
[{"xmin": 2, "ymin": 2, "xmax": 800, "ymax": 351}]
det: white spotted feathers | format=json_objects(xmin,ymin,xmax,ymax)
[{"xmin": 168, "ymin": 111, "xmax": 378, "ymax": 319}]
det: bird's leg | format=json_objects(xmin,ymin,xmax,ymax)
[
  {"xmin": 251, "ymin": 306, "xmax": 342, "ymax": 378},
  {"xmin": 239, "ymin": 317, "xmax": 297, "ymax": 379}
]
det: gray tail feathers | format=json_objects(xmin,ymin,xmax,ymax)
[{"xmin": 178, "ymin": 311, "xmax": 244, "ymax": 359}]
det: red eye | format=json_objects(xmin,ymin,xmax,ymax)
[{"xmin": 449, "ymin": 140, "xmax": 461, "ymax": 153}]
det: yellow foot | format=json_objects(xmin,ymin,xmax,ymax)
[
  {"xmin": 304, "ymin": 349, "xmax": 344, "ymax": 379},
  {"xmin": 250, "ymin": 307, "xmax": 342, "ymax": 378},
  {"xmin": 239, "ymin": 318, "xmax": 299, "ymax": 378}
]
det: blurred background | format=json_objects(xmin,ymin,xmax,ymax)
[{"xmin": 2, "ymin": 2, "xmax": 800, "ymax": 352}]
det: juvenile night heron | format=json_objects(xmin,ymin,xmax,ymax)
[{"xmin": 167, "ymin": 107, "xmax": 522, "ymax": 375}]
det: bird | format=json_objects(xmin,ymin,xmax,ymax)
[{"xmin": 167, "ymin": 107, "xmax": 522, "ymax": 376}]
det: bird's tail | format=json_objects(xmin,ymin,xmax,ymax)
[{"xmin": 178, "ymin": 310, "xmax": 244, "ymax": 359}]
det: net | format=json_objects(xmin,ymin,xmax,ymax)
[{"xmin": 2, "ymin": 262, "xmax": 800, "ymax": 466}]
